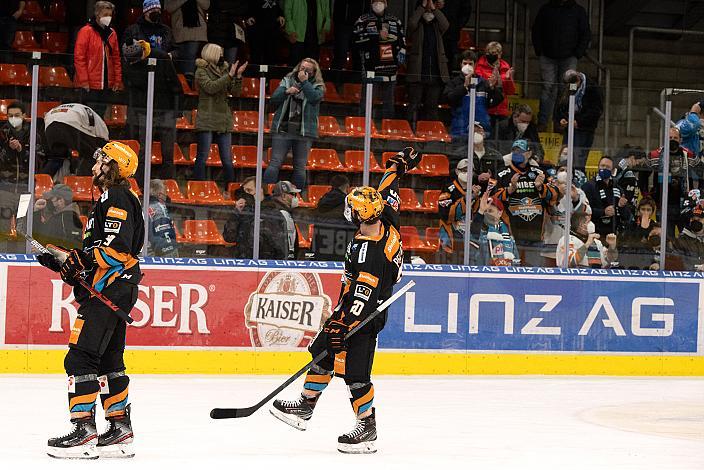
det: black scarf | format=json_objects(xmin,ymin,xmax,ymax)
[
  {"xmin": 88, "ymin": 17, "xmax": 113, "ymax": 54},
  {"xmin": 182, "ymin": 0, "xmax": 201, "ymax": 28}
]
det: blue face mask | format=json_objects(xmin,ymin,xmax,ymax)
[
  {"xmin": 511, "ymin": 152, "xmax": 525, "ymax": 165},
  {"xmin": 598, "ymin": 168, "xmax": 612, "ymax": 180}
]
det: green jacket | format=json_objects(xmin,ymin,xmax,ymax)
[
  {"xmin": 284, "ymin": 0, "xmax": 331, "ymax": 45},
  {"xmin": 270, "ymin": 75, "xmax": 324, "ymax": 138},
  {"xmin": 194, "ymin": 58, "xmax": 242, "ymax": 133}
]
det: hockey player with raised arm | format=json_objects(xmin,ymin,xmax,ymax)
[
  {"xmin": 37, "ymin": 141, "xmax": 144, "ymax": 459},
  {"xmin": 270, "ymin": 147, "xmax": 420, "ymax": 454}
]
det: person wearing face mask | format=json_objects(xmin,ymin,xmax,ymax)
[
  {"xmin": 265, "ymin": 58, "xmax": 325, "ymax": 191},
  {"xmin": 194, "ymin": 43, "xmax": 246, "ymax": 184},
  {"xmin": 444, "ymin": 49, "xmax": 503, "ymax": 165},
  {"xmin": 353, "ymin": 0, "xmax": 406, "ymax": 119},
  {"xmin": 74, "ymin": 1, "xmax": 123, "ymax": 120},
  {"xmin": 556, "ymin": 206, "xmax": 618, "ymax": 268},
  {"xmin": 405, "ymin": 0, "xmax": 450, "ymax": 127},
  {"xmin": 253, "ymin": 181, "xmax": 301, "ymax": 260},
  {"xmin": 672, "ymin": 202, "xmax": 704, "ymax": 271},
  {"xmin": 471, "ymin": 192, "xmax": 519, "ymax": 266},
  {"xmin": 541, "ymin": 168, "xmax": 587, "ymax": 266},
  {"xmin": 0, "ymin": 101, "xmax": 44, "ymax": 192},
  {"xmin": 474, "ymin": 42, "xmax": 515, "ymax": 131},
  {"xmin": 122, "ymin": 0, "xmax": 182, "ymax": 181},
  {"xmin": 469, "ymin": 122, "xmax": 502, "ymax": 184},
  {"xmin": 618, "ymin": 197, "xmax": 661, "ymax": 270},
  {"xmin": 497, "ymin": 104, "xmax": 543, "ymax": 158},
  {"xmin": 580, "ymin": 156, "xmax": 632, "ymax": 239},
  {"xmin": 493, "ymin": 139, "xmax": 558, "ymax": 266},
  {"xmin": 437, "ymin": 158, "xmax": 472, "ymax": 263}
]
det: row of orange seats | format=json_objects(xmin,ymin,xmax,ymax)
[
  {"xmin": 0, "ymin": 63, "xmax": 72, "ymax": 87},
  {"xmin": 12, "ymin": 31, "xmax": 69, "ymax": 54},
  {"xmin": 18, "ymin": 1, "xmax": 66, "ymax": 23}
]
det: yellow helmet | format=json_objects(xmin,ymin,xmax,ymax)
[
  {"xmin": 345, "ymin": 186, "xmax": 384, "ymax": 224},
  {"xmin": 95, "ymin": 141, "xmax": 138, "ymax": 179}
]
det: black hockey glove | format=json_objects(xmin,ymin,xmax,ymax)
[
  {"xmin": 385, "ymin": 146, "xmax": 420, "ymax": 176},
  {"xmin": 324, "ymin": 318, "xmax": 349, "ymax": 353},
  {"xmin": 37, "ymin": 253, "xmax": 62, "ymax": 272},
  {"xmin": 60, "ymin": 249, "xmax": 91, "ymax": 284}
]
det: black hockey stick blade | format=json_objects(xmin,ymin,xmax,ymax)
[{"xmin": 210, "ymin": 280, "xmax": 415, "ymax": 419}]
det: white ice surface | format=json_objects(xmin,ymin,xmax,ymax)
[{"xmin": 0, "ymin": 375, "xmax": 702, "ymax": 470}]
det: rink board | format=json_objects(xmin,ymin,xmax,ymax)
[{"xmin": 0, "ymin": 256, "xmax": 703, "ymax": 375}]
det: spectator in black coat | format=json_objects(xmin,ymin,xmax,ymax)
[
  {"xmin": 247, "ymin": 0, "xmax": 285, "ymax": 66},
  {"xmin": 0, "ymin": 101, "xmax": 44, "ymax": 193},
  {"xmin": 436, "ymin": 0, "xmax": 470, "ymax": 66},
  {"xmin": 332, "ymin": 0, "xmax": 366, "ymax": 71},
  {"xmin": 555, "ymin": 69, "xmax": 603, "ymax": 172},
  {"xmin": 532, "ymin": 0, "xmax": 591, "ymax": 130},
  {"xmin": 32, "ymin": 184, "xmax": 84, "ymax": 250},
  {"xmin": 310, "ymin": 175, "xmax": 356, "ymax": 261},
  {"xmin": 496, "ymin": 103, "xmax": 543, "ymax": 159},
  {"xmin": 580, "ymin": 156, "xmax": 631, "ymax": 239},
  {"xmin": 207, "ymin": 0, "xmax": 250, "ymax": 64}
]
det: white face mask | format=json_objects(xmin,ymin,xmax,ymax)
[
  {"xmin": 422, "ymin": 12, "xmax": 435, "ymax": 22},
  {"xmin": 461, "ymin": 64, "xmax": 473, "ymax": 76},
  {"xmin": 99, "ymin": 16, "xmax": 112, "ymax": 27},
  {"xmin": 516, "ymin": 122, "xmax": 529, "ymax": 133},
  {"xmin": 587, "ymin": 221, "xmax": 596, "ymax": 234},
  {"xmin": 8, "ymin": 116, "xmax": 23, "ymax": 129},
  {"xmin": 473, "ymin": 132, "xmax": 484, "ymax": 145},
  {"xmin": 290, "ymin": 195, "xmax": 299, "ymax": 209},
  {"xmin": 372, "ymin": 2, "xmax": 385, "ymax": 14},
  {"xmin": 457, "ymin": 171, "xmax": 467, "ymax": 183}
]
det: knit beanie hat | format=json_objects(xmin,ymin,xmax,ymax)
[{"xmin": 143, "ymin": 0, "xmax": 161, "ymax": 14}]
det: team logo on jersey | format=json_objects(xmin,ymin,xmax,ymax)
[
  {"xmin": 508, "ymin": 197, "xmax": 542, "ymax": 221},
  {"xmin": 354, "ymin": 284, "xmax": 372, "ymax": 301},
  {"xmin": 244, "ymin": 271, "xmax": 332, "ymax": 348},
  {"xmin": 107, "ymin": 207, "xmax": 127, "ymax": 220},
  {"xmin": 104, "ymin": 220, "xmax": 122, "ymax": 233}
]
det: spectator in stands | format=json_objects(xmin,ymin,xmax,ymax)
[
  {"xmin": 580, "ymin": 156, "xmax": 631, "ymax": 239},
  {"xmin": 222, "ymin": 178, "xmax": 256, "ymax": 258},
  {"xmin": 619, "ymin": 197, "xmax": 660, "ymax": 270},
  {"xmin": 541, "ymin": 167, "xmax": 588, "ymax": 266},
  {"xmin": 122, "ymin": 0, "xmax": 182, "ymax": 181},
  {"xmin": 474, "ymin": 42, "xmax": 515, "ymax": 132},
  {"xmin": 284, "ymin": 0, "xmax": 331, "ymax": 66},
  {"xmin": 147, "ymin": 179, "xmax": 179, "ymax": 257},
  {"xmin": 555, "ymin": 69, "xmax": 603, "ymax": 173},
  {"xmin": 493, "ymin": 138, "xmax": 558, "ymax": 266},
  {"xmin": 165, "ymin": 0, "xmax": 210, "ymax": 86},
  {"xmin": 438, "ymin": 158, "xmax": 473, "ymax": 263},
  {"xmin": 471, "ymin": 192, "xmax": 519, "ymax": 266},
  {"xmin": 0, "ymin": 1, "xmax": 24, "ymax": 61},
  {"xmin": 532, "ymin": 0, "xmax": 590, "ymax": 131},
  {"xmin": 556, "ymin": 205, "xmax": 619, "ymax": 268},
  {"xmin": 672, "ymin": 201, "xmax": 704, "ymax": 271},
  {"xmin": 239, "ymin": 175, "xmax": 264, "ymax": 201},
  {"xmin": 42, "ymin": 103, "xmax": 108, "ymax": 177},
  {"xmin": 193, "ymin": 43, "xmax": 246, "ymax": 184},
  {"xmin": 260, "ymin": 180, "xmax": 300, "ymax": 260},
  {"xmin": 470, "ymin": 122, "xmax": 502, "ymax": 184},
  {"xmin": 444, "ymin": 50, "xmax": 503, "ymax": 165},
  {"xmin": 497, "ymin": 103, "xmax": 543, "ymax": 158},
  {"xmin": 677, "ymin": 100, "xmax": 704, "ymax": 157},
  {"xmin": 353, "ymin": 0, "xmax": 406, "ymax": 119},
  {"xmin": 74, "ymin": 1, "xmax": 123, "ymax": 119},
  {"xmin": 436, "ymin": 0, "xmax": 470, "ymax": 66},
  {"xmin": 207, "ymin": 0, "xmax": 250, "ymax": 64},
  {"xmin": 32, "ymin": 184, "xmax": 84, "ymax": 250},
  {"xmin": 310, "ymin": 174, "xmax": 356, "ymax": 261},
  {"xmin": 646, "ymin": 127, "xmax": 698, "ymax": 236},
  {"xmin": 332, "ymin": 0, "xmax": 366, "ymax": 71},
  {"xmin": 264, "ymin": 58, "xmax": 324, "ymax": 191},
  {"xmin": 0, "ymin": 102, "xmax": 40, "ymax": 193},
  {"xmin": 406, "ymin": 0, "xmax": 449, "ymax": 127},
  {"xmin": 501, "ymin": 136, "xmax": 539, "ymax": 168},
  {"xmin": 247, "ymin": 0, "xmax": 285, "ymax": 66}
]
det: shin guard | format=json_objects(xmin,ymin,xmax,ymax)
[
  {"xmin": 348, "ymin": 382, "xmax": 374, "ymax": 417},
  {"xmin": 99, "ymin": 371, "xmax": 130, "ymax": 418},
  {"xmin": 68, "ymin": 374, "xmax": 99, "ymax": 414}
]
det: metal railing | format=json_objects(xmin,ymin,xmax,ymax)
[{"xmin": 584, "ymin": 52, "xmax": 611, "ymax": 152}]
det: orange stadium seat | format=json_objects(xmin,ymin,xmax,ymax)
[
  {"xmin": 64, "ymin": 176, "xmax": 100, "ymax": 202},
  {"xmin": 318, "ymin": 48, "xmax": 333, "ymax": 69},
  {"xmin": 0, "ymin": 100, "xmax": 10, "ymax": 119},
  {"xmin": 38, "ymin": 66, "xmax": 73, "ymax": 88},
  {"xmin": 80, "ymin": 215, "xmax": 88, "ymax": 230},
  {"xmin": 318, "ymin": 115, "xmax": 348, "ymax": 137},
  {"xmin": 181, "ymin": 220, "xmax": 232, "ymax": 245},
  {"xmin": 344, "ymin": 116, "xmax": 383, "ymax": 138},
  {"xmin": 104, "ymin": 105, "xmax": 127, "ymax": 127},
  {"xmin": 268, "ymin": 78, "xmax": 281, "ymax": 96},
  {"xmin": 173, "ymin": 144, "xmax": 191, "ymax": 165},
  {"xmin": 419, "ymin": 154, "xmax": 450, "ymax": 177},
  {"xmin": 20, "ymin": 1, "xmax": 51, "ymax": 22},
  {"xmin": 232, "ymin": 145, "xmax": 263, "ymax": 168},
  {"xmin": 379, "ymin": 119, "xmax": 423, "ymax": 142},
  {"xmin": 422, "ymin": 190, "xmax": 441, "ymax": 213},
  {"xmin": 458, "ymin": 29, "xmax": 473, "ymax": 49},
  {"xmin": 189, "ymin": 143, "xmax": 225, "ymax": 167},
  {"xmin": 227, "ymin": 182, "xmax": 241, "ymax": 200},
  {"xmin": 0, "ymin": 63, "xmax": 32, "ymax": 86},
  {"xmin": 415, "ymin": 121, "xmax": 451, "ymax": 142},
  {"xmin": 163, "ymin": 179, "xmax": 187, "ymax": 203},
  {"xmin": 296, "ymin": 223, "xmax": 312, "ymax": 249},
  {"xmin": 308, "ymin": 148, "xmax": 344, "ymax": 171},
  {"xmin": 176, "ymin": 109, "xmax": 196, "ymax": 130},
  {"xmin": 344, "ymin": 150, "xmax": 384, "ymax": 173},
  {"xmin": 177, "ymin": 74, "xmax": 198, "ymax": 96},
  {"xmin": 341, "ymin": 83, "xmax": 361, "ymax": 103},
  {"xmin": 425, "ymin": 227, "xmax": 440, "ymax": 250},
  {"xmin": 400, "ymin": 226, "xmax": 435, "ymax": 253},
  {"xmin": 34, "ymin": 174, "xmax": 53, "ymax": 199},
  {"xmin": 48, "ymin": 1, "xmax": 67, "ymax": 23},
  {"xmin": 306, "ymin": 185, "xmax": 331, "ymax": 207},
  {"xmin": 116, "ymin": 140, "xmax": 140, "ymax": 156},
  {"xmin": 127, "ymin": 178, "xmax": 142, "ymax": 195},
  {"xmin": 13, "ymin": 31, "xmax": 46, "ymax": 52},
  {"xmin": 398, "ymin": 188, "xmax": 426, "ymax": 212},
  {"xmin": 33, "ymin": 101, "xmax": 61, "ymax": 119},
  {"xmin": 232, "ymin": 110, "xmax": 259, "ymax": 133},
  {"xmin": 186, "ymin": 180, "xmax": 233, "ymax": 206},
  {"xmin": 240, "ymin": 77, "xmax": 260, "ymax": 98},
  {"xmin": 324, "ymin": 82, "xmax": 348, "ymax": 103}
]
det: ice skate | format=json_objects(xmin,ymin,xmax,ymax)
[
  {"xmin": 270, "ymin": 394, "xmax": 316, "ymax": 431},
  {"xmin": 337, "ymin": 408, "xmax": 377, "ymax": 454},
  {"xmin": 97, "ymin": 404, "xmax": 134, "ymax": 458},
  {"xmin": 47, "ymin": 410, "xmax": 98, "ymax": 459}
]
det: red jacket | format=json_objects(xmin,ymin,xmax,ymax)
[
  {"xmin": 474, "ymin": 55, "xmax": 515, "ymax": 118},
  {"xmin": 74, "ymin": 23, "xmax": 122, "ymax": 90}
]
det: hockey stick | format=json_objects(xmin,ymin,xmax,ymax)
[
  {"xmin": 210, "ymin": 279, "xmax": 416, "ymax": 419},
  {"xmin": 16, "ymin": 194, "xmax": 134, "ymax": 324}
]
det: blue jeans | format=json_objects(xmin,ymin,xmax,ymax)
[
  {"xmin": 538, "ymin": 56, "xmax": 578, "ymax": 126},
  {"xmin": 359, "ymin": 80, "xmax": 395, "ymax": 119},
  {"xmin": 224, "ymin": 46, "xmax": 238, "ymax": 66},
  {"xmin": 195, "ymin": 131, "xmax": 234, "ymax": 182},
  {"xmin": 176, "ymin": 41, "xmax": 203, "ymax": 84},
  {"xmin": 263, "ymin": 132, "xmax": 312, "ymax": 190}
]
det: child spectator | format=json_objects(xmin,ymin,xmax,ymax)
[{"xmin": 472, "ymin": 193, "xmax": 519, "ymax": 266}]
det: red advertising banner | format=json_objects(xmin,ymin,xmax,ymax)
[{"xmin": 4, "ymin": 264, "xmax": 339, "ymax": 348}]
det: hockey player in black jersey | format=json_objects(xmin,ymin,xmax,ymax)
[
  {"xmin": 270, "ymin": 147, "xmax": 419, "ymax": 454},
  {"xmin": 38, "ymin": 141, "xmax": 144, "ymax": 459}
]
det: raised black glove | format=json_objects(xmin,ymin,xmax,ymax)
[
  {"xmin": 385, "ymin": 146, "xmax": 420, "ymax": 176},
  {"xmin": 36, "ymin": 253, "xmax": 62, "ymax": 272},
  {"xmin": 324, "ymin": 318, "xmax": 349, "ymax": 353},
  {"xmin": 60, "ymin": 249, "xmax": 91, "ymax": 284}
]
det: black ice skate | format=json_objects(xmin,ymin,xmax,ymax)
[
  {"xmin": 337, "ymin": 408, "xmax": 377, "ymax": 454},
  {"xmin": 270, "ymin": 394, "xmax": 316, "ymax": 431},
  {"xmin": 97, "ymin": 404, "xmax": 134, "ymax": 458},
  {"xmin": 47, "ymin": 410, "xmax": 98, "ymax": 459}
]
